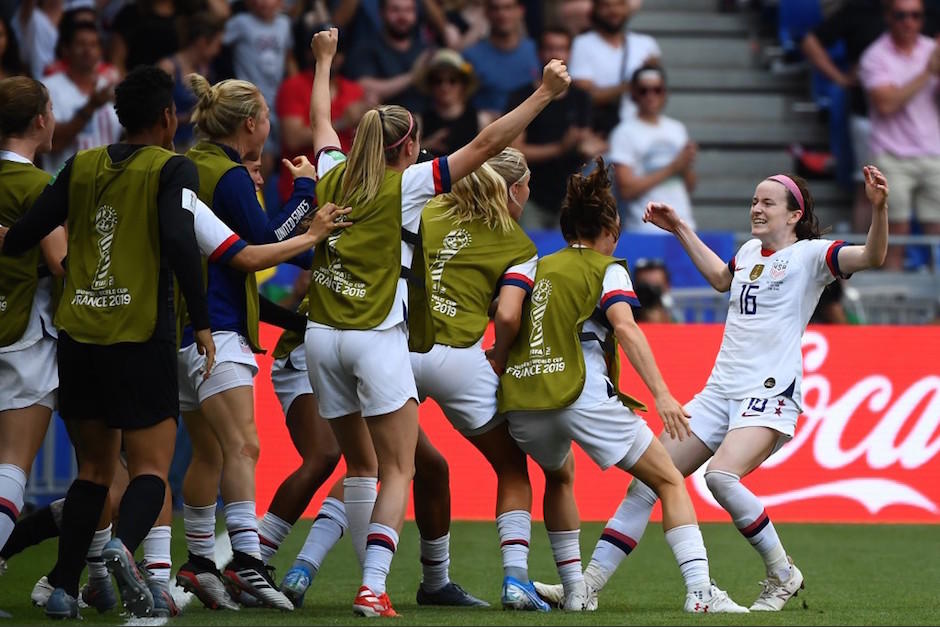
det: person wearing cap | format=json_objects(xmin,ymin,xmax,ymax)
[
  {"xmin": 416, "ymin": 48, "xmax": 485, "ymax": 156},
  {"xmin": 608, "ymin": 64, "xmax": 696, "ymax": 234}
]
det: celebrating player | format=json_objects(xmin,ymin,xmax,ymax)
[
  {"xmin": 2, "ymin": 66, "xmax": 215, "ymax": 619},
  {"xmin": 538, "ymin": 166, "xmax": 890, "ymax": 612},
  {"xmin": 304, "ymin": 27, "xmax": 570, "ymax": 617},
  {"xmin": 499, "ymin": 158, "xmax": 747, "ymax": 613}
]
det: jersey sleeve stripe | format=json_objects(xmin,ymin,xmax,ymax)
[
  {"xmin": 315, "ymin": 146, "xmax": 344, "ymax": 164},
  {"xmin": 601, "ymin": 289, "xmax": 641, "ymax": 310},
  {"xmin": 209, "ymin": 233, "xmax": 242, "ymax": 263},
  {"xmin": 499, "ymin": 273, "xmax": 534, "ymax": 293},
  {"xmin": 826, "ymin": 240, "xmax": 849, "ymax": 278},
  {"xmin": 433, "ymin": 157, "xmax": 452, "ymax": 194},
  {"xmin": 727, "ymin": 256, "xmax": 736, "ymax": 273}
]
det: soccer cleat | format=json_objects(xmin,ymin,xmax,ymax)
[
  {"xmin": 352, "ymin": 585, "xmax": 399, "ymax": 617},
  {"xmin": 532, "ymin": 580, "xmax": 563, "ymax": 607},
  {"xmin": 44, "ymin": 588, "xmax": 80, "ymax": 620},
  {"xmin": 280, "ymin": 565, "xmax": 312, "ymax": 609},
  {"xmin": 416, "ymin": 581, "xmax": 490, "ymax": 607},
  {"xmin": 176, "ymin": 554, "xmax": 239, "ymax": 611},
  {"xmin": 102, "ymin": 538, "xmax": 154, "ymax": 617},
  {"xmin": 684, "ymin": 583, "xmax": 749, "ymax": 614},
  {"xmin": 31, "ymin": 575, "xmax": 55, "ymax": 607},
  {"xmin": 147, "ymin": 578, "xmax": 181, "ymax": 618},
  {"xmin": 750, "ymin": 559, "xmax": 804, "ymax": 611},
  {"xmin": 222, "ymin": 551, "xmax": 293, "ymax": 611},
  {"xmin": 80, "ymin": 575, "xmax": 117, "ymax": 613},
  {"xmin": 561, "ymin": 580, "xmax": 598, "ymax": 611},
  {"xmin": 501, "ymin": 576, "xmax": 551, "ymax": 612}
]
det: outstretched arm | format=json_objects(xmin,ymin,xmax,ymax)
[
  {"xmin": 607, "ymin": 302, "xmax": 691, "ymax": 440},
  {"xmin": 644, "ymin": 201, "xmax": 732, "ymax": 292},
  {"xmin": 447, "ymin": 60, "xmax": 571, "ymax": 183},
  {"xmin": 836, "ymin": 165, "xmax": 889, "ymax": 274},
  {"xmin": 310, "ymin": 28, "xmax": 343, "ymax": 154}
]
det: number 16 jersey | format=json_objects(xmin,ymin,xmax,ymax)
[{"xmin": 705, "ymin": 237, "xmax": 849, "ymax": 406}]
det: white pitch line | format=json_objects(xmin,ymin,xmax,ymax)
[{"xmin": 123, "ymin": 532, "xmax": 232, "ymax": 626}]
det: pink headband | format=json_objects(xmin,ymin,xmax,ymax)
[
  {"xmin": 767, "ymin": 174, "xmax": 805, "ymax": 214},
  {"xmin": 386, "ymin": 111, "xmax": 414, "ymax": 150}
]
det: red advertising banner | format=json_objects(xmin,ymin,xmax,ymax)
[{"xmin": 253, "ymin": 323, "xmax": 940, "ymax": 523}]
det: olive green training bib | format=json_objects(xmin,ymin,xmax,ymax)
[
  {"xmin": 0, "ymin": 160, "xmax": 51, "ymax": 347},
  {"xmin": 55, "ymin": 145, "xmax": 172, "ymax": 345},
  {"xmin": 498, "ymin": 246, "xmax": 646, "ymax": 413}
]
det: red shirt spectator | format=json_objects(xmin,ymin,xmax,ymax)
[{"xmin": 275, "ymin": 69, "xmax": 366, "ymax": 203}]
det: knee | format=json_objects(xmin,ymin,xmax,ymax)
[
  {"xmin": 704, "ymin": 468, "xmax": 739, "ymax": 501},
  {"xmin": 415, "ymin": 449, "xmax": 448, "ymax": 487},
  {"xmin": 78, "ymin": 461, "xmax": 114, "ymax": 486},
  {"xmin": 221, "ymin": 432, "xmax": 260, "ymax": 465}
]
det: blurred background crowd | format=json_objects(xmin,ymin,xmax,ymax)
[{"xmin": 1, "ymin": 0, "xmax": 939, "ymax": 324}]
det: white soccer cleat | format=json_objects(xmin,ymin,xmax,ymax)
[
  {"xmin": 561, "ymin": 580, "xmax": 599, "ymax": 612},
  {"xmin": 750, "ymin": 558, "xmax": 804, "ymax": 611},
  {"xmin": 684, "ymin": 583, "xmax": 749, "ymax": 614},
  {"xmin": 31, "ymin": 575, "xmax": 55, "ymax": 607},
  {"xmin": 532, "ymin": 581, "xmax": 563, "ymax": 607}
]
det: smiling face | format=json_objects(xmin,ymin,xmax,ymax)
[{"xmin": 751, "ymin": 179, "xmax": 801, "ymax": 242}]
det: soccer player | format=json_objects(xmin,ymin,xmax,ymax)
[
  {"xmin": 409, "ymin": 151, "xmax": 546, "ymax": 610},
  {"xmin": 0, "ymin": 75, "xmax": 63, "ymax": 621},
  {"xmin": 538, "ymin": 166, "xmax": 890, "ymax": 612},
  {"xmin": 174, "ymin": 72, "xmax": 328, "ymax": 610},
  {"xmin": 499, "ymin": 158, "xmax": 746, "ymax": 613},
  {"xmin": 304, "ymin": 27, "xmax": 570, "ymax": 617},
  {"xmin": 1, "ymin": 66, "xmax": 215, "ymax": 619}
]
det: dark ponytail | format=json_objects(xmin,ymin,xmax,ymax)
[
  {"xmin": 560, "ymin": 157, "xmax": 620, "ymax": 243},
  {"xmin": 776, "ymin": 173, "xmax": 825, "ymax": 240}
]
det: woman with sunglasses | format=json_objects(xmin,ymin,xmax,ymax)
[{"xmin": 608, "ymin": 64, "xmax": 696, "ymax": 234}]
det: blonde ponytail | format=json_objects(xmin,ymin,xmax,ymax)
[
  {"xmin": 187, "ymin": 74, "xmax": 264, "ymax": 140},
  {"xmin": 340, "ymin": 105, "xmax": 417, "ymax": 206},
  {"xmin": 486, "ymin": 147, "xmax": 529, "ymax": 188},
  {"xmin": 435, "ymin": 162, "xmax": 514, "ymax": 233}
]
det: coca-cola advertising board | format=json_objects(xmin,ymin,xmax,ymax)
[{"xmin": 253, "ymin": 323, "xmax": 940, "ymax": 523}]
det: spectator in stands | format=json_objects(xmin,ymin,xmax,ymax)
[
  {"xmin": 632, "ymin": 283, "xmax": 670, "ymax": 323},
  {"xmin": 568, "ymin": 0, "xmax": 659, "ymax": 135},
  {"xmin": 859, "ymin": 0, "xmax": 940, "ymax": 269},
  {"xmin": 463, "ymin": 0, "xmax": 540, "ymax": 117},
  {"xmin": 811, "ymin": 279, "xmax": 851, "ymax": 324},
  {"xmin": 41, "ymin": 21, "xmax": 120, "ymax": 175},
  {"xmin": 507, "ymin": 26, "xmax": 599, "ymax": 228},
  {"xmin": 801, "ymin": 0, "xmax": 886, "ymax": 233},
  {"xmin": 0, "ymin": 15, "xmax": 25, "ymax": 78},
  {"xmin": 224, "ymin": 0, "xmax": 296, "ymax": 174},
  {"xmin": 334, "ymin": 0, "xmax": 461, "ymax": 49},
  {"xmin": 110, "ymin": 0, "xmax": 180, "ymax": 74},
  {"xmin": 157, "ymin": 11, "xmax": 225, "ymax": 151},
  {"xmin": 275, "ymin": 18, "xmax": 369, "ymax": 202},
  {"xmin": 14, "ymin": 0, "xmax": 64, "ymax": 79},
  {"xmin": 42, "ymin": 7, "xmax": 110, "ymax": 77},
  {"xmin": 609, "ymin": 65, "xmax": 696, "ymax": 234},
  {"xmin": 345, "ymin": 0, "xmax": 429, "ymax": 112},
  {"xmin": 440, "ymin": 0, "xmax": 490, "ymax": 50},
  {"xmin": 632, "ymin": 256, "xmax": 680, "ymax": 322},
  {"xmin": 416, "ymin": 49, "xmax": 484, "ymax": 156}
]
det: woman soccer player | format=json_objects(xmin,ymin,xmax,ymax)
[
  {"xmin": 173, "ymin": 72, "xmax": 332, "ymax": 610},
  {"xmin": 408, "ymin": 149, "xmax": 548, "ymax": 610},
  {"xmin": 305, "ymin": 27, "xmax": 570, "ymax": 617},
  {"xmin": 0, "ymin": 76, "xmax": 64, "ymax": 619},
  {"xmin": 2, "ymin": 66, "xmax": 215, "ymax": 619},
  {"xmin": 539, "ymin": 166, "xmax": 891, "ymax": 612},
  {"xmin": 499, "ymin": 159, "xmax": 746, "ymax": 613}
]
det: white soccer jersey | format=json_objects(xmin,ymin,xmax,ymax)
[{"xmin": 705, "ymin": 237, "xmax": 849, "ymax": 405}]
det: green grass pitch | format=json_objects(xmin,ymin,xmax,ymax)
[{"xmin": 1, "ymin": 520, "xmax": 938, "ymax": 625}]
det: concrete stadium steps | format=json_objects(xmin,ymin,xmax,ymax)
[
  {"xmin": 667, "ymin": 68, "xmax": 807, "ymax": 93},
  {"xmin": 694, "ymin": 149, "xmax": 793, "ymax": 178},
  {"xmin": 683, "ymin": 120, "xmax": 827, "ymax": 147},
  {"xmin": 665, "ymin": 92, "xmax": 814, "ymax": 122},
  {"xmin": 631, "ymin": 10, "xmax": 751, "ymax": 37},
  {"xmin": 657, "ymin": 36, "xmax": 756, "ymax": 68},
  {"xmin": 693, "ymin": 178, "xmax": 846, "ymax": 206}
]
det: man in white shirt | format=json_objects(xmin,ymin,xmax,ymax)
[
  {"xmin": 41, "ymin": 22, "xmax": 120, "ymax": 174},
  {"xmin": 567, "ymin": 0, "xmax": 660, "ymax": 135},
  {"xmin": 609, "ymin": 65, "xmax": 696, "ymax": 233}
]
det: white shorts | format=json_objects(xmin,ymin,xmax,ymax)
[
  {"xmin": 506, "ymin": 396, "xmax": 655, "ymax": 472},
  {"xmin": 0, "ymin": 335, "xmax": 57, "ymax": 412},
  {"xmin": 178, "ymin": 331, "xmax": 258, "ymax": 411},
  {"xmin": 304, "ymin": 323, "xmax": 417, "ymax": 419},
  {"xmin": 410, "ymin": 340, "xmax": 501, "ymax": 436},
  {"xmin": 686, "ymin": 384, "xmax": 800, "ymax": 454},
  {"xmin": 272, "ymin": 345, "xmax": 313, "ymax": 416}
]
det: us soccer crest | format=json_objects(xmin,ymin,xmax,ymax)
[
  {"xmin": 750, "ymin": 264, "xmax": 764, "ymax": 281},
  {"xmin": 770, "ymin": 258, "xmax": 788, "ymax": 279}
]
